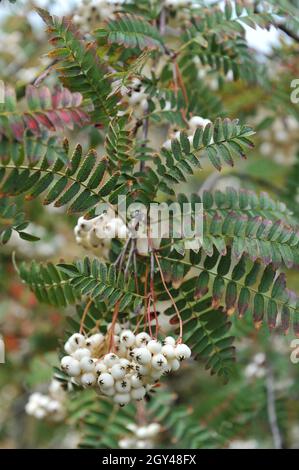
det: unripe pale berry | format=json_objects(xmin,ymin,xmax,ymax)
[
  {"xmin": 81, "ymin": 373, "xmax": 96, "ymax": 387},
  {"xmin": 95, "ymin": 362, "xmax": 107, "ymax": 375},
  {"xmin": 147, "ymin": 340, "xmax": 162, "ymax": 354},
  {"xmin": 61, "ymin": 356, "xmax": 81, "ymax": 377},
  {"xmin": 131, "ymin": 374, "xmax": 143, "ymax": 389},
  {"xmin": 135, "ymin": 332, "xmax": 151, "ymax": 347},
  {"xmin": 68, "ymin": 333, "xmax": 86, "ymax": 350},
  {"xmin": 72, "ymin": 348, "xmax": 91, "ymax": 360},
  {"xmin": 113, "ymin": 393, "xmax": 131, "ymax": 406},
  {"xmin": 136, "ymin": 426, "xmax": 149, "ymax": 439},
  {"xmin": 115, "ymin": 379, "xmax": 131, "ymax": 393},
  {"xmin": 110, "ymin": 364, "xmax": 126, "ymax": 380},
  {"xmin": 135, "ymin": 347, "xmax": 152, "ymax": 365},
  {"xmin": 86, "ymin": 333, "xmax": 104, "ymax": 349},
  {"xmin": 175, "ymin": 343, "xmax": 191, "ymax": 360},
  {"xmin": 64, "ymin": 340, "xmax": 73, "ymax": 354},
  {"xmin": 131, "ymin": 386, "xmax": 146, "ymax": 401},
  {"xmin": 80, "ymin": 356, "xmax": 96, "ymax": 373},
  {"xmin": 147, "ymin": 423, "xmax": 161, "ymax": 437},
  {"xmin": 120, "ymin": 330, "xmax": 136, "ymax": 347},
  {"xmin": 152, "ymin": 353, "xmax": 167, "ymax": 370},
  {"xmin": 164, "ymin": 336, "xmax": 176, "ymax": 347},
  {"xmin": 119, "ymin": 358, "xmax": 130, "ymax": 368},
  {"xmin": 103, "ymin": 353, "xmax": 119, "ymax": 367},
  {"xmin": 161, "ymin": 344, "xmax": 176, "ymax": 359},
  {"xmin": 98, "ymin": 372, "xmax": 115, "ymax": 389}
]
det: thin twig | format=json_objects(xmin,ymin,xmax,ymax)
[
  {"xmin": 266, "ymin": 363, "xmax": 283, "ymax": 449},
  {"xmin": 79, "ymin": 298, "xmax": 93, "ymax": 334},
  {"xmin": 154, "ymin": 253, "xmax": 183, "ymax": 343},
  {"xmin": 108, "ymin": 301, "xmax": 120, "ymax": 352}
]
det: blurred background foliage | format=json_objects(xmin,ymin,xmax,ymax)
[{"xmin": 1, "ymin": 0, "xmax": 299, "ymax": 449}]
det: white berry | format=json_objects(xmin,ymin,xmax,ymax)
[
  {"xmin": 120, "ymin": 330, "xmax": 136, "ymax": 347},
  {"xmin": 113, "ymin": 393, "xmax": 131, "ymax": 406},
  {"xmin": 135, "ymin": 347, "xmax": 152, "ymax": 365},
  {"xmin": 152, "ymin": 353, "xmax": 167, "ymax": 370},
  {"xmin": 131, "ymin": 387, "xmax": 146, "ymax": 401},
  {"xmin": 81, "ymin": 373, "xmax": 96, "ymax": 387},
  {"xmin": 98, "ymin": 372, "xmax": 115, "ymax": 389},
  {"xmin": 115, "ymin": 379, "xmax": 131, "ymax": 393},
  {"xmin": 161, "ymin": 344, "xmax": 176, "ymax": 359},
  {"xmin": 175, "ymin": 343, "xmax": 191, "ymax": 360},
  {"xmin": 147, "ymin": 340, "xmax": 162, "ymax": 354},
  {"xmin": 111, "ymin": 364, "xmax": 126, "ymax": 380}
]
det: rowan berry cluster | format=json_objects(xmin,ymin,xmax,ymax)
[
  {"xmin": 60, "ymin": 324, "xmax": 191, "ymax": 406},
  {"xmin": 119, "ymin": 422, "xmax": 161, "ymax": 449},
  {"xmin": 74, "ymin": 210, "xmax": 127, "ymax": 258},
  {"xmin": 25, "ymin": 380, "xmax": 66, "ymax": 421}
]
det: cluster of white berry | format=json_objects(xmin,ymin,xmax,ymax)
[
  {"xmin": 163, "ymin": 115, "xmax": 212, "ymax": 150},
  {"xmin": 60, "ymin": 324, "xmax": 191, "ymax": 406},
  {"xmin": 164, "ymin": 0, "xmax": 193, "ymax": 9},
  {"xmin": 73, "ymin": 0, "xmax": 129, "ymax": 31},
  {"xmin": 119, "ymin": 422, "xmax": 161, "ymax": 449},
  {"xmin": 74, "ymin": 210, "xmax": 127, "ymax": 258},
  {"xmin": 244, "ymin": 353, "xmax": 266, "ymax": 380},
  {"xmin": 25, "ymin": 380, "xmax": 66, "ymax": 421}
]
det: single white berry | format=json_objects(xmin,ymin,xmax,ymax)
[
  {"xmin": 134, "ymin": 347, "xmax": 152, "ymax": 365},
  {"xmin": 147, "ymin": 423, "xmax": 161, "ymax": 437},
  {"xmin": 164, "ymin": 336, "xmax": 176, "ymax": 346},
  {"xmin": 120, "ymin": 330, "xmax": 136, "ymax": 347},
  {"xmin": 131, "ymin": 374, "xmax": 144, "ymax": 389},
  {"xmin": 64, "ymin": 340, "xmax": 73, "ymax": 354},
  {"xmin": 81, "ymin": 373, "xmax": 96, "ymax": 387},
  {"xmin": 161, "ymin": 344, "xmax": 176, "ymax": 359},
  {"xmin": 135, "ymin": 332, "xmax": 151, "ymax": 347},
  {"xmin": 169, "ymin": 358, "xmax": 180, "ymax": 371},
  {"xmin": 61, "ymin": 356, "xmax": 81, "ymax": 377},
  {"xmin": 119, "ymin": 358, "xmax": 130, "ymax": 368},
  {"xmin": 110, "ymin": 364, "xmax": 126, "ymax": 380},
  {"xmin": 98, "ymin": 372, "xmax": 115, "ymax": 389},
  {"xmin": 86, "ymin": 333, "xmax": 104, "ymax": 349},
  {"xmin": 136, "ymin": 426, "xmax": 149, "ymax": 439},
  {"xmin": 152, "ymin": 353, "xmax": 167, "ymax": 370},
  {"xmin": 72, "ymin": 348, "xmax": 91, "ymax": 360},
  {"xmin": 115, "ymin": 379, "xmax": 131, "ymax": 393},
  {"xmin": 147, "ymin": 340, "xmax": 162, "ymax": 354},
  {"xmin": 113, "ymin": 393, "xmax": 131, "ymax": 406},
  {"xmin": 68, "ymin": 333, "xmax": 86, "ymax": 350},
  {"xmin": 95, "ymin": 361, "xmax": 107, "ymax": 375},
  {"xmin": 103, "ymin": 353, "xmax": 119, "ymax": 367},
  {"xmin": 175, "ymin": 343, "xmax": 191, "ymax": 361},
  {"xmin": 80, "ymin": 356, "xmax": 96, "ymax": 373},
  {"xmin": 130, "ymin": 386, "xmax": 146, "ymax": 401}
]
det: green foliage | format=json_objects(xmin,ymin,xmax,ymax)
[
  {"xmin": 0, "ymin": 140, "xmax": 124, "ymax": 213},
  {"xmin": 0, "ymin": 198, "xmax": 39, "ymax": 244},
  {"xmin": 37, "ymin": 8, "xmax": 118, "ymax": 125},
  {"xmin": 96, "ymin": 14, "xmax": 164, "ymax": 51}
]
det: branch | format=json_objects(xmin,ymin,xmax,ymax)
[{"xmin": 266, "ymin": 363, "xmax": 283, "ymax": 449}]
